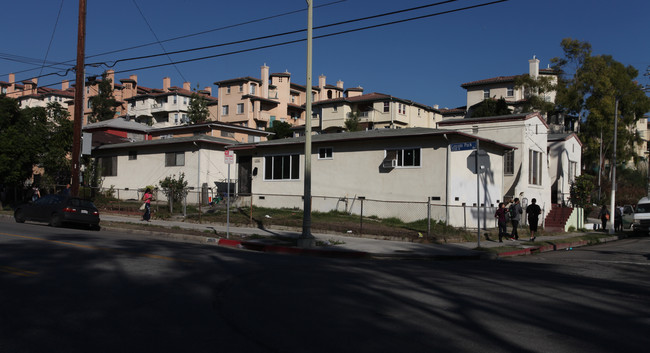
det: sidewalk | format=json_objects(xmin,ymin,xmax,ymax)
[{"xmin": 99, "ymin": 213, "xmax": 625, "ymax": 260}]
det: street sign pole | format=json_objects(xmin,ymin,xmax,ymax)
[
  {"xmin": 476, "ymin": 138, "xmax": 480, "ymax": 248},
  {"xmin": 224, "ymin": 150, "xmax": 235, "ymax": 239}
]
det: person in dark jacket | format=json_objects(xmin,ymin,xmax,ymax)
[
  {"xmin": 599, "ymin": 205, "xmax": 609, "ymax": 231},
  {"xmin": 527, "ymin": 198, "xmax": 542, "ymax": 242},
  {"xmin": 509, "ymin": 198, "xmax": 523, "ymax": 240},
  {"xmin": 495, "ymin": 202, "xmax": 508, "ymax": 242}
]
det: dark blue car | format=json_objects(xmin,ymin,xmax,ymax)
[{"xmin": 14, "ymin": 194, "xmax": 100, "ymax": 230}]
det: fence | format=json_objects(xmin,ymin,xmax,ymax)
[{"xmin": 90, "ymin": 186, "xmax": 533, "ymax": 232}]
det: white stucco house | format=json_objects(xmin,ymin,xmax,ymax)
[
  {"xmin": 230, "ymin": 128, "xmax": 514, "ymax": 228},
  {"xmin": 438, "ymin": 112, "xmax": 552, "ymax": 214},
  {"xmin": 548, "ymin": 133, "xmax": 582, "ymax": 205},
  {"xmin": 92, "ymin": 135, "xmax": 237, "ymax": 202}
]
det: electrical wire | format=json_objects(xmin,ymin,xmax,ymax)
[
  {"xmin": 31, "ymin": 0, "xmax": 507, "ymax": 90},
  {"xmin": 131, "ymin": 0, "xmax": 188, "ymax": 83},
  {"xmin": 37, "ymin": 0, "xmax": 65, "ymax": 81},
  {"xmin": 1, "ymin": 0, "xmax": 347, "ymax": 78}
]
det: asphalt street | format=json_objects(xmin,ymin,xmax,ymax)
[{"xmin": 1, "ymin": 219, "xmax": 649, "ymax": 353}]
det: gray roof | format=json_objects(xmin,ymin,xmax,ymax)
[
  {"xmin": 95, "ymin": 135, "xmax": 233, "ymax": 151},
  {"xmin": 83, "ymin": 118, "xmax": 151, "ymax": 132},
  {"xmin": 232, "ymin": 127, "xmax": 515, "ymax": 150}
]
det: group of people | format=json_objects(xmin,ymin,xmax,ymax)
[
  {"xmin": 599, "ymin": 205, "xmax": 624, "ymax": 231},
  {"xmin": 494, "ymin": 198, "xmax": 542, "ymax": 243}
]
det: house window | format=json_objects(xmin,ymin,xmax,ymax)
[
  {"xmin": 99, "ymin": 156, "xmax": 117, "ymax": 176},
  {"xmin": 239, "ymin": 84, "xmax": 243, "ymax": 92},
  {"xmin": 222, "ymin": 105, "xmax": 229, "ymax": 116},
  {"xmin": 221, "ymin": 131, "xmax": 234, "ymax": 138},
  {"xmin": 504, "ymin": 150, "xmax": 514, "ymax": 175},
  {"xmin": 569, "ymin": 161, "xmax": 577, "ymax": 182},
  {"xmin": 128, "ymin": 151, "xmax": 137, "ymax": 160},
  {"xmin": 507, "ymin": 86, "xmax": 514, "ymax": 97},
  {"xmin": 264, "ymin": 154, "xmax": 300, "ymax": 180},
  {"xmin": 165, "ymin": 152, "xmax": 185, "ymax": 167},
  {"xmin": 173, "ymin": 95, "xmax": 177, "ymax": 104},
  {"xmin": 237, "ymin": 103, "xmax": 244, "ymax": 114},
  {"xmin": 332, "ymin": 105, "xmax": 338, "ymax": 112},
  {"xmin": 318, "ymin": 147, "xmax": 333, "ymax": 159},
  {"xmin": 483, "ymin": 89, "xmax": 490, "ymax": 99},
  {"xmin": 383, "ymin": 102, "xmax": 389, "ymax": 113},
  {"xmin": 226, "ymin": 86, "xmax": 231, "ymax": 94},
  {"xmin": 387, "ymin": 148, "xmax": 421, "ymax": 167},
  {"xmin": 250, "ymin": 84, "xmax": 256, "ymax": 95},
  {"xmin": 174, "ymin": 113, "xmax": 179, "ymax": 124},
  {"xmin": 529, "ymin": 149, "xmax": 542, "ymax": 185},
  {"xmin": 183, "ymin": 97, "xmax": 188, "ymax": 105}
]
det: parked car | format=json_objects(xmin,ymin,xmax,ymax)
[
  {"xmin": 14, "ymin": 194, "xmax": 100, "ymax": 229},
  {"xmin": 632, "ymin": 197, "xmax": 650, "ymax": 235}
]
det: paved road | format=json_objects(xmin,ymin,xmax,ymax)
[{"xmin": 1, "ymin": 220, "xmax": 648, "ymax": 352}]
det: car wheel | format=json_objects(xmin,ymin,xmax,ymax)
[
  {"xmin": 14, "ymin": 209, "xmax": 25, "ymax": 223},
  {"xmin": 50, "ymin": 213, "xmax": 62, "ymax": 227},
  {"xmin": 90, "ymin": 224, "xmax": 101, "ymax": 231}
]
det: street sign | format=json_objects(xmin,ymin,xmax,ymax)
[
  {"xmin": 450, "ymin": 141, "xmax": 477, "ymax": 152},
  {"xmin": 224, "ymin": 150, "xmax": 235, "ymax": 164}
]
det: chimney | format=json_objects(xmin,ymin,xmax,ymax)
[
  {"xmin": 106, "ymin": 70, "xmax": 115, "ymax": 90},
  {"xmin": 130, "ymin": 75, "xmax": 138, "ymax": 87},
  {"xmin": 163, "ymin": 77, "xmax": 171, "ymax": 91},
  {"xmin": 9, "ymin": 73, "xmax": 15, "ymax": 84},
  {"xmin": 336, "ymin": 80, "xmax": 344, "ymax": 89},
  {"xmin": 529, "ymin": 55, "xmax": 540, "ymax": 79},
  {"xmin": 203, "ymin": 86, "xmax": 212, "ymax": 95},
  {"xmin": 183, "ymin": 82, "xmax": 191, "ymax": 91},
  {"xmin": 62, "ymin": 80, "xmax": 69, "ymax": 90},
  {"xmin": 261, "ymin": 64, "xmax": 269, "ymax": 98},
  {"xmin": 433, "ymin": 104, "xmax": 439, "ymax": 109},
  {"xmin": 318, "ymin": 74, "xmax": 326, "ymax": 90}
]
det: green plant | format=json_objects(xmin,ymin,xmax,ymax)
[{"xmin": 159, "ymin": 173, "xmax": 188, "ymax": 204}]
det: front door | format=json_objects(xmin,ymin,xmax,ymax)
[{"xmin": 238, "ymin": 156, "xmax": 252, "ymax": 194}]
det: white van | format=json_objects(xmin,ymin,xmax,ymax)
[{"xmin": 632, "ymin": 197, "xmax": 650, "ymax": 234}]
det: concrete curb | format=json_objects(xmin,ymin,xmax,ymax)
[{"xmin": 496, "ymin": 235, "xmax": 624, "ymax": 258}]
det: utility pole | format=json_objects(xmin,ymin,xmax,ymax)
[
  {"xmin": 71, "ymin": 0, "xmax": 86, "ymax": 197},
  {"xmin": 609, "ymin": 99, "xmax": 618, "ymax": 235},
  {"xmin": 298, "ymin": 0, "xmax": 315, "ymax": 248}
]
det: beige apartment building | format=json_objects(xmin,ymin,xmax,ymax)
[{"xmin": 214, "ymin": 64, "xmax": 345, "ymax": 130}]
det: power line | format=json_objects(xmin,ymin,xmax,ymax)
[
  {"xmin": 33, "ymin": 0, "xmax": 507, "ymax": 89},
  {"xmin": 113, "ymin": 0, "xmax": 508, "ymax": 74},
  {"xmin": 108, "ymin": 0, "xmax": 464, "ymax": 67},
  {"xmin": 131, "ymin": 0, "xmax": 187, "ymax": 83},
  {"xmin": 1, "ymin": 0, "xmax": 347, "ymax": 78},
  {"xmin": 37, "ymin": 0, "xmax": 66, "ymax": 80}
]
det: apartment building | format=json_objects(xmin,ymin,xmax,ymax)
[
  {"xmin": 0, "ymin": 74, "xmax": 74, "ymax": 110},
  {"xmin": 214, "ymin": 64, "xmax": 345, "ymax": 130}
]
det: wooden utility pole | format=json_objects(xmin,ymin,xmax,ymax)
[{"xmin": 71, "ymin": 0, "xmax": 86, "ymax": 197}]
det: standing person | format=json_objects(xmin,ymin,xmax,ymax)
[
  {"xmin": 614, "ymin": 205, "xmax": 623, "ymax": 232},
  {"xmin": 61, "ymin": 184, "xmax": 71, "ymax": 196},
  {"xmin": 495, "ymin": 202, "xmax": 508, "ymax": 243},
  {"xmin": 599, "ymin": 205, "xmax": 609, "ymax": 231},
  {"xmin": 527, "ymin": 198, "xmax": 542, "ymax": 242},
  {"xmin": 509, "ymin": 198, "xmax": 523, "ymax": 240},
  {"xmin": 142, "ymin": 188, "xmax": 153, "ymax": 222},
  {"xmin": 31, "ymin": 186, "xmax": 40, "ymax": 201}
]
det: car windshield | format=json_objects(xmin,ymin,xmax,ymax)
[{"xmin": 636, "ymin": 203, "xmax": 650, "ymax": 213}]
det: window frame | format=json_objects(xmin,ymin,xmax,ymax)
[
  {"xmin": 99, "ymin": 156, "xmax": 117, "ymax": 176},
  {"xmin": 264, "ymin": 154, "xmax": 300, "ymax": 181},
  {"xmin": 222, "ymin": 105, "xmax": 229, "ymax": 116},
  {"xmin": 236, "ymin": 103, "xmax": 244, "ymax": 114},
  {"xmin": 504, "ymin": 150, "xmax": 514, "ymax": 175},
  {"xmin": 165, "ymin": 152, "xmax": 185, "ymax": 167},
  {"xmin": 528, "ymin": 149, "xmax": 542, "ymax": 185},
  {"xmin": 483, "ymin": 88, "xmax": 490, "ymax": 99},
  {"xmin": 385, "ymin": 148, "xmax": 421, "ymax": 168},
  {"xmin": 318, "ymin": 147, "xmax": 333, "ymax": 160}
]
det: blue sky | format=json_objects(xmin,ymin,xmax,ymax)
[{"xmin": 2, "ymin": 0, "xmax": 648, "ymax": 109}]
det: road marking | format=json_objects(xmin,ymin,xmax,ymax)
[
  {"xmin": 0, "ymin": 232, "xmax": 195, "ymax": 263},
  {"xmin": 0, "ymin": 266, "xmax": 38, "ymax": 277}
]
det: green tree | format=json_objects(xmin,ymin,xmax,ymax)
[
  {"xmin": 344, "ymin": 111, "xmax": 362, "ymax": 131},
  {"xmin": 266, "ymin": 120, "xmax": 293, "ymax": 140},
  {"xmin": 569, "ymin": 174, "xmax": 594, "ymax": 208},
  {"xmin": 469, "ymin": 98, "xmax": 511, "ymax": 118},
  {"xmin": 187, "ymin": 92, "xmax": 209, "ymax": 124},
  {"xmin": 514, "ymin": 74, "xmax": 557, "ymax": 116},
  {"xmin": 0, "ymin": 97, "xmax": 48, "ymax": 186},
  {"xmin": 89, "ymin": 71, "xmax": 117, "ymax": 123},
  {"xmin": 552, "ymin": 38, "xmax": 650, "ymax": 173},
  {"xmin": 159, "ymin": 173, "xmax": 188, "ymax": 212},
  {"xmin": 40, "ymin": 102, "xmax": 73, "ymax": 185}
]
